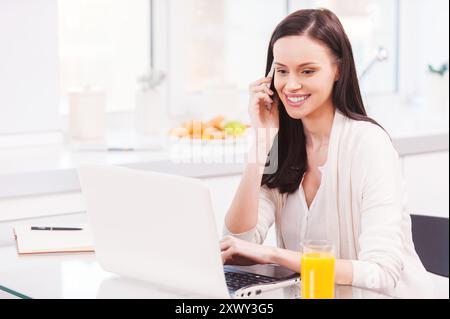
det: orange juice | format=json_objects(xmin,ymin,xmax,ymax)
[{"xmin": 301, "ymin": 252, "xmax": 335, "ymax": 299}]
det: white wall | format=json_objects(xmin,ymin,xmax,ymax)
[
  {"xmin": 403, "ymin": 152, "xmax": 449, "ymax": 218},
  {"xmin": 399, "ymin": 0, "xmax": 449, "ymax": 103},
  {"xmin": 0, "ymin": 0, "xmax": 60, "ymax": 134}
]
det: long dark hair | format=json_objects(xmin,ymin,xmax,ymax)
[{"xmin": 261, "ymin": 8, "xmax": 383, "ymax": 194}]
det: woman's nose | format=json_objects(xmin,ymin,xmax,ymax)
[{"xmin": 285, "ymin": 75, "xmax": 303, "ymax": 91}]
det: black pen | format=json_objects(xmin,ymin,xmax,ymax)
[{"xmin": 30, "ymin": 227, "xmax": 83, "ymax": 231}]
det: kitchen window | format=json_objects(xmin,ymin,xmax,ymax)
[
  {"xmin": 289, "ymin": 0, "xmax": 399, "ymax": 95},
  {"xmin": 58, "ymin": 0, "xmax": 151, "ymax": 113}
]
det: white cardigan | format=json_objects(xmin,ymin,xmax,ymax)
[{"xmin": 224, "ymin": 110, "xmax": 434, "ymax": 298}]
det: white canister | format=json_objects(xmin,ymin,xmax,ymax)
[{"xmin": 68, "ymin": 86, "xmax": 106, "ymax": 140}]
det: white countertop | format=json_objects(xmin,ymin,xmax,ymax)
[{"xmin": 0, "ymin": 108, "xmax": 448, "ymax": 199}]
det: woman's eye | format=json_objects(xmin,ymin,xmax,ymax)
[
  {"xmin": 302, "ymin": 69, "xmax": 315, "ymax": 75},
  {"xmin": 276, "ymin": 69, "xmax": 287, "ymax": 75}
]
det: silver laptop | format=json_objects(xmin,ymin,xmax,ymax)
[{"xmin": 77, "ymin": 164, "xmax": 299, "ymax": 298}]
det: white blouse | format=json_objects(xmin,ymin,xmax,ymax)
[{"xmin": 281, "ymin": 164, "xmax": 329, "ymax": 251}]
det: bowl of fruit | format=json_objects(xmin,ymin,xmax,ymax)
[{"xmin": 168, "ymin": 115, "xmax": 250, "ymax": 143}]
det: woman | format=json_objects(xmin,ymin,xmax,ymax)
[{"xmin": 220, "ymin": 8, "xmax": 433, "ymax": 298}]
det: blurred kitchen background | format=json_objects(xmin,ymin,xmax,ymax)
[
  {"xmin": 1, "ymin": 0, "xmax": 448, "ymax": 135},
  {"xmin": 0, "ymin": 0, "xmax": 448, "ymax": 296}
]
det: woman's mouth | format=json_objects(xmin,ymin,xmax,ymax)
[{"xmin": 284, "ymin": 94, "xmax": 311, "ymax": 108}]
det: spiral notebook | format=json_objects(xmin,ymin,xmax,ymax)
[{"xmin": 13, "ymin": 225, "xmax": 95, "ymax": 255}]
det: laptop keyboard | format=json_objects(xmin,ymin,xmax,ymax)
[{"xmin": 224, "ymin": 270, "xmax": 279, "ymax": 291}]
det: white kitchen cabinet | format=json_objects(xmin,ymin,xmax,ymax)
[
  {"xmin": 1, "ymin": 151, "xmax": 447, "ymax": 248},
  {"xmin": 402, "ymin": 151, "xmax": 449, "ymax": 218},
  {"xmin": 202, "ymin": 175, "xmax": 278, "ymax": 247}
]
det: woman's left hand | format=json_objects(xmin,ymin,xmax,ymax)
[{"xmin": 220, "ymin": 235, "xmax": 275, "ymax": 266}]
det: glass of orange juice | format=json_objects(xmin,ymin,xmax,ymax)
[{"xmin": 300, "ymin": 240, "xmax": 335, "ymax": 299}]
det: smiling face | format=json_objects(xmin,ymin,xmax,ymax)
[{"xmin": 273, "ymin": 35, "xmax": 339, "ymax": 120}]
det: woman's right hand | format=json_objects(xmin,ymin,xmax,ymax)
[{"xmin": 248, "ymin": 77, "xmax": 279, "ymax": 145}]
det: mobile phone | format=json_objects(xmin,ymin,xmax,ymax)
[{"xmin": 265, "ymin": 62, "xmax": 275, "ymax": 111}]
